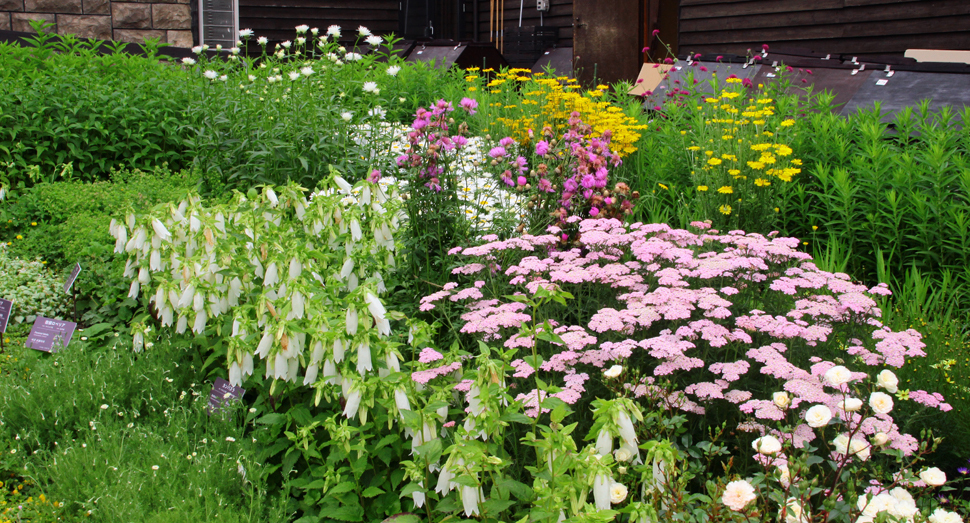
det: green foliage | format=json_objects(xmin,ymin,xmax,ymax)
[
  {"xmin": 0, "ymin": 24, "xmax": 195, "ymax": 187},
  {"xmin": 3, "ymin": 165, "xmax": 199, "ymax": 326},
  {"xmin": 184, "ymin": 32, "xmax": 466, "ymax": 192},
  {"xmin": 0, "ymin": 246, "xmax": 71, "ymax": 327},
  {"xmin": 0, "ymin": 335, "xmax": 289, "ymax": 522}
]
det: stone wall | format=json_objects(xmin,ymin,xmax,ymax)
[{"xmin": 0, "ymin": 0, "xmax": 194, "ymax": 48}]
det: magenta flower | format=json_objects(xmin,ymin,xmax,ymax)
[
  {"xmin": 460, "ymin": 97, "xmax": 478, "ymax": 115},
  {"xmin": 535, "ymin": 140, "xmax": 550, "ymax": 156},
  {"xmin": 517, "ymin": 176, "xmax": 527, "ymax": 186},
  {"xmin": 488, "ymin": 146, "xmax": 507, "ymax": 158},
  {"xmin": 367, "ymin": 169, "xmax": 381, "ymax": 183},
  {"xmin": 499, "ymin": 136, "xmax": 515, "ymax": 147}
]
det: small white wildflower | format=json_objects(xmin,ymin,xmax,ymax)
[
  {"xmin": 248, "ymin": 74, "xmax": 256, "ymax": 81},
  {"xmin": 280, "ymin": 40, "xmax": 291, "ymax": 49},
  {"xmin": 311, "ymin": 27, "xmax": 319, "ymax": 35},
  {"xmin": 301, "ymin": 66, "xmax": 314, "ymax": 76},
  {"xmin": 203, "ymin": 70, "xmax": 218, "ymax": 80},
  {"xmin": 386, "ymin": 65, "xmax": 401, "ymax": 76},
  {"xmin": 327, "ymin": 25, "xmax": 341, "ymax": 37},
  {"xmin": 295, "ymin": 24, "xmax": 309, "ymax": 33},
  {"xmin": 341, "ymin": 112, "xmax": 353, "ymax": 122},
  {"xmin": 219, "ymin": 75, "xmax": 228, "ymax": 82},
  {"xmin": 152, "ymin": 465, "xmax": 159, "ymax": 470},
  {"xmin": 362, "ymin": 81, "xmax": 379, "ymax": 94},
  {"xmin": 288, "ymin": 71, "xmax": 301, "ymax": 81},
  {"xmin": 239, "ymin": 28, "xmax": 254, "ymax": 38},
  {"xmin": 358, "ymin": 25, "xmax": 371, "ymax": 37},
  {"xmin": 365, "ymin": 35, "xmax": 383, "ymax": 46},
  {"xmin": 192, "ymin": 45, "xmax": 203, "ymax": 54},
  {"xmin": 296, "ymin": 37, "xmax": 305, "ymax": 45},
  {"xmin": 182, "ymin": 57, "xmax": 196, "ymax": 65},
  {"xmin": 100, "ymin": 404, "xmax": 109, "ymax": 410},
  {"xmin": 226, "ymin": 436, "xmax": 236, "ymax": 442},
  {"xmin": 257, "ymin": 36, "xmax": 268, "ymax": 45},
  {"xmin": 345, "ymin": 52, "xmax": 362, "ymax": 61},
  {"xmin": 230, "ymin": 47, "xmax": 240, "ymax": 55}
]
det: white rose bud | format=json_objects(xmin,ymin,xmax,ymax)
[
  {"xmin": 773, "ymin": 391, "xmax": 790, "ymax": 409},
  {"xmin": 603, "ymin": 365, "xmax": 623, "ymax": 379},
  {"xmin": 609, "ymin": 482, "xmax": 628, "ymax": 504},
  {"xmin": 876, "ymin": 369, "xmax": 898, "ymax": 393},
  {"xmin": 804, "ymin": 404, "xmax": 832, "ymax": 428},
  {"xmin": 872, "ymin": 432, "xmax": 889, "ymax": 446},
  {"xmin": 752, "ymin": 435, "xmax": 782, "ymax": 455}
]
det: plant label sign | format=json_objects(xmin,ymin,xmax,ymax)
[
  {"xmin": 64, "ymin": 263, "xmax": 82, "ymax": 293},
  {"xmin": 207, "ymin": 377, "xmax": 245, "ymax": 415},
  {"xmin": 25, "ymin": 316, "xmax": 77, "ymax": 352},
  {"xmin": 0, "ymin": 298, "xmax": 12, "ymax": 333}
]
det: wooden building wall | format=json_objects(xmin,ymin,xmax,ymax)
[
  {"xmin": 239, "ymin": 0, "xmax": 399, "ymax": 43},
  {"xmin": 470, "ymin": 0, "xmax": 573, "ymax": 48},
  {"xmin": 679, "ymin": 0, "xmax": 970, "ymax": 58}
]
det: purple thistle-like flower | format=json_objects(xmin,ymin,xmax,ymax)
[
  {"xmin": 488, "ymin": 146, "xmax": 507, "ymax": 158},
  {"xmin": 499, "ymin": 136, "xmax": 515, "ymax": 147},
  {"xmin": 535, "ymin": 140, "xmax": 550, "ymax": 156},
  {"xmin": 460, "ymin": 97, "xmax": 478, "ymax": 114},
  {"xmin": 367, "ymin": 169, "xmax": 381, "ymax": 183}
]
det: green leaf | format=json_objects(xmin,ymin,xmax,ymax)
[
  {"xmin": 496, "ymin": 478, "xmax": 533, "ymax": 501},
  {"xmin": 414, "ymin": 437, "xmax": 443, "ymax": 463},
  {"xmin": 361, "ymin": 486, "xmax": 385, "ymax": 498},
  {"xmin": 256, "ymin": 413, "xmax": 286, "ymax": 426},
  {"xmin": 498, "ymin": 411, "xmax": 533, "ymax": 425},
  {"xmin": 326, "ymin": 481, "xmax": 357, "ymax": 496},
  {"xmin": 327, "ymin": 505, "xmax": 364, "ymax": 522},
  {"xmin": 483, "ymin": 498, "xmax": 516, "ymax": 514}
]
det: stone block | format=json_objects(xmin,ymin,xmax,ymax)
[
  {"xmin": 111, "ymin": 2, "xmax": 150, "ymax": 29},
  {"xmin": 151, "ymin": 3, "xmax": 189, "ymax": 29},
  {"xmin": 166, "ymin": 29, "xmax": 192, "ymax": 48},
  {"xmin": 0, "ymin": 15, "xmax": 10, "ymax": 31},
  {"xmin": 24, "ymin": 0, "xmax": 81, "ymax": 13},
  {"xmin": 11, "ymin": 12, "xmax": 55, "ymax": 32},
  {"xmin": 57, "ymin": 14, "xmax": 110, "ymax": 40},
  {"xmin": 0, "ymin": 0, "xmax": 23, "ymax": 12},
  {"xmin": 112, "ymin": 28, "xmax": 164, "ymax": 44},
  {"xmin": 82, "ymin": 0, "xmax": 108, "ymax": 15}
]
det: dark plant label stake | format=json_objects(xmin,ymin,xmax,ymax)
[
  {"xmin": 207, "ymin": 377, "xmax": 246, "ymax": 415},
  {"xmin": 25, "ymin": 316, "xmax": 77, "ymax": 353}
]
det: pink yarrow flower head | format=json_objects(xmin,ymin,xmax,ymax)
[{"xmin": 460, "ymin": 97, "xmax": 478, "ymax": 115}]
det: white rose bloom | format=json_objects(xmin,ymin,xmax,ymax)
[
  {"xmin": 614, "ymin": 444, "xmax": 635, "ymax": 463},
  {"xmin": 824, "ymin": 365, "xmax": 853, "ymax": 387},
  {"xmin": 772, "ymin": 391, "xmax": 790, "ymax": 409},
  {"xmin": 920, "ymin": 467, "xmax": 946, "ymax": 486},
  {"xmin": 872, "ymin": 432, "xmax": 889, "ymax": 446},
  {"xmin": 777, "ymin": 465, "xmax": 791, "ymax": 487},
  {"xmin": 832, "ymin": 434, "xmax": 850, "ymax": 456},
  {"xmin": 869, "ymin": 392, "xmax": 893, "ymax": 415},
  {"xmin": 785, "ymin": 498, "xmax": 810, "ymax": 523},
  {"xmin": 752, "ymin": 435, "xmax": 782, "ymax": 455},
  {"xmin": 610, "ymin": 482, "xmax": 628, "ymax": 504},
  {"xmin": 603, "ymin": 365, "xmax": 623, "ymax": 378},
  {"xmin": 722, "ymin": 480, "xmax": 756, "ymax": 511},
  {"xmin": 839, "ymin": 397, "xmax": 863, "ymax": 412},
  {"xmin": 928, "ymin": 508, "xmax": 963, "ymax": 523},
  {"xmin": 888, "ymin": 488, "xmax": 917, "ymax": 521},
  {"xmin": 804, "ymin": 405, "xmax": 832, "ymax": 428},
  {"xmin": 876, "ymin": 369, "xmax": 899, "ymax": 393},
  {"xmin": 848, "ymin": 438, "xmax": 870, "ymax": 461}
]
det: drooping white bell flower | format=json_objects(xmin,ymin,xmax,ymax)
[
  {"xmin": 152, "ymin": 219, "xmax": 172, "ymax": 242},
  {"xmin": 334, "ymin": 175, "xmax": 353, "ymax": 195},
  {"xmin": 192, "ymin": 310, "xmax": 207, "ymax": 334},
  {"xmin": 303, "ymin": 363, "xmax": 319, "ymax": 385},
  {"xmin": 273, "ymin": 352, "xmax": 288, "ymax": 380},
  {"xmin": 265, "ymin": 188, "xmax": 279, "ymax": 207},
  {"xmin": 128, "ymin": 280, "xmax": 140, "ymax": 299},
  {"xmin": 264, "ymin": 262, "xmax": 279, "ymax": 287},
  {"xmin": 333, "ymin": 338, "xmax": 345, "ymax": 362},
  {"xmin": 311, "ymin": 340, "xmax": 325, "ymax": 363},
  {"xmin": 288, "ymin": 257, "xmax": 302, "ymax": 279},
  {"xmin": 356, "ymin": 338, "xmax": 373, "ymax": 375},
  {"xmin": 615, "ymin": 409, "xmax": 638, "ymax": 447},
  {"xmin": 242, "ymin": 352, "xmax": 254, "ymax": 376},
  {"xmin": 132, "ymin": 330, "xmax": 144, "ymax": 352},
  {"xmin": 394, "ymin": 388, "xmax": 411, "ymax": 413},
  {"xmin": 460, "ymin": 485, "xmax": 482, "ymax": 517},
  {"xmin": 256, "ymin": 331, "xmax": 274, "ymax": 358},
  {"xmin": 343, "ymin": 385, "xmax": 362, "ymax": 419},
  {"xmin": 176, "ymin": 314, "xmax": 188, "ymax": 334},
  {"xmin": 346, "ymin": 307, "xmax": 358, "ymax": 335},
  {"xmin": 114, "ymin": 225, "xmax": 128, "ymax": 253},
  {"xmin": 290, "ymin": 291, "xmax": 305, "ymax": 320},
  {"xmin": 593, "ymin": 474, "xmax": 612, "ymax": 511},
  {"xmin": 340, "ymin": 258, "xmax": 355, "ymax": 280},
  {"xmin": 229, "ymin": 362, "xmax": 243, "ymax": 386},
  {"xmin": 595, "ymin": 429, "xmax": 613, "ymax": 457},
  {"xmin": 350, "ymin": 219, "xmax": 363, "ymax": 241}
]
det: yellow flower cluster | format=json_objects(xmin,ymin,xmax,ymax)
[{"xmin": 469, "ymin": 68, "xmax": 648, "ymax": 156}]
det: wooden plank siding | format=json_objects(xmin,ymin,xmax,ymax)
[
  {"xmin": 679, "ymin": 0, "xmax": 970, "ymax": 58},
  {"xmin": 470, "ymin": 0, "xmax": 573, "ymax": 48},
  {"xmin": 239, "ymin": 0, "xmax": 400, "ymax": 43}
]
